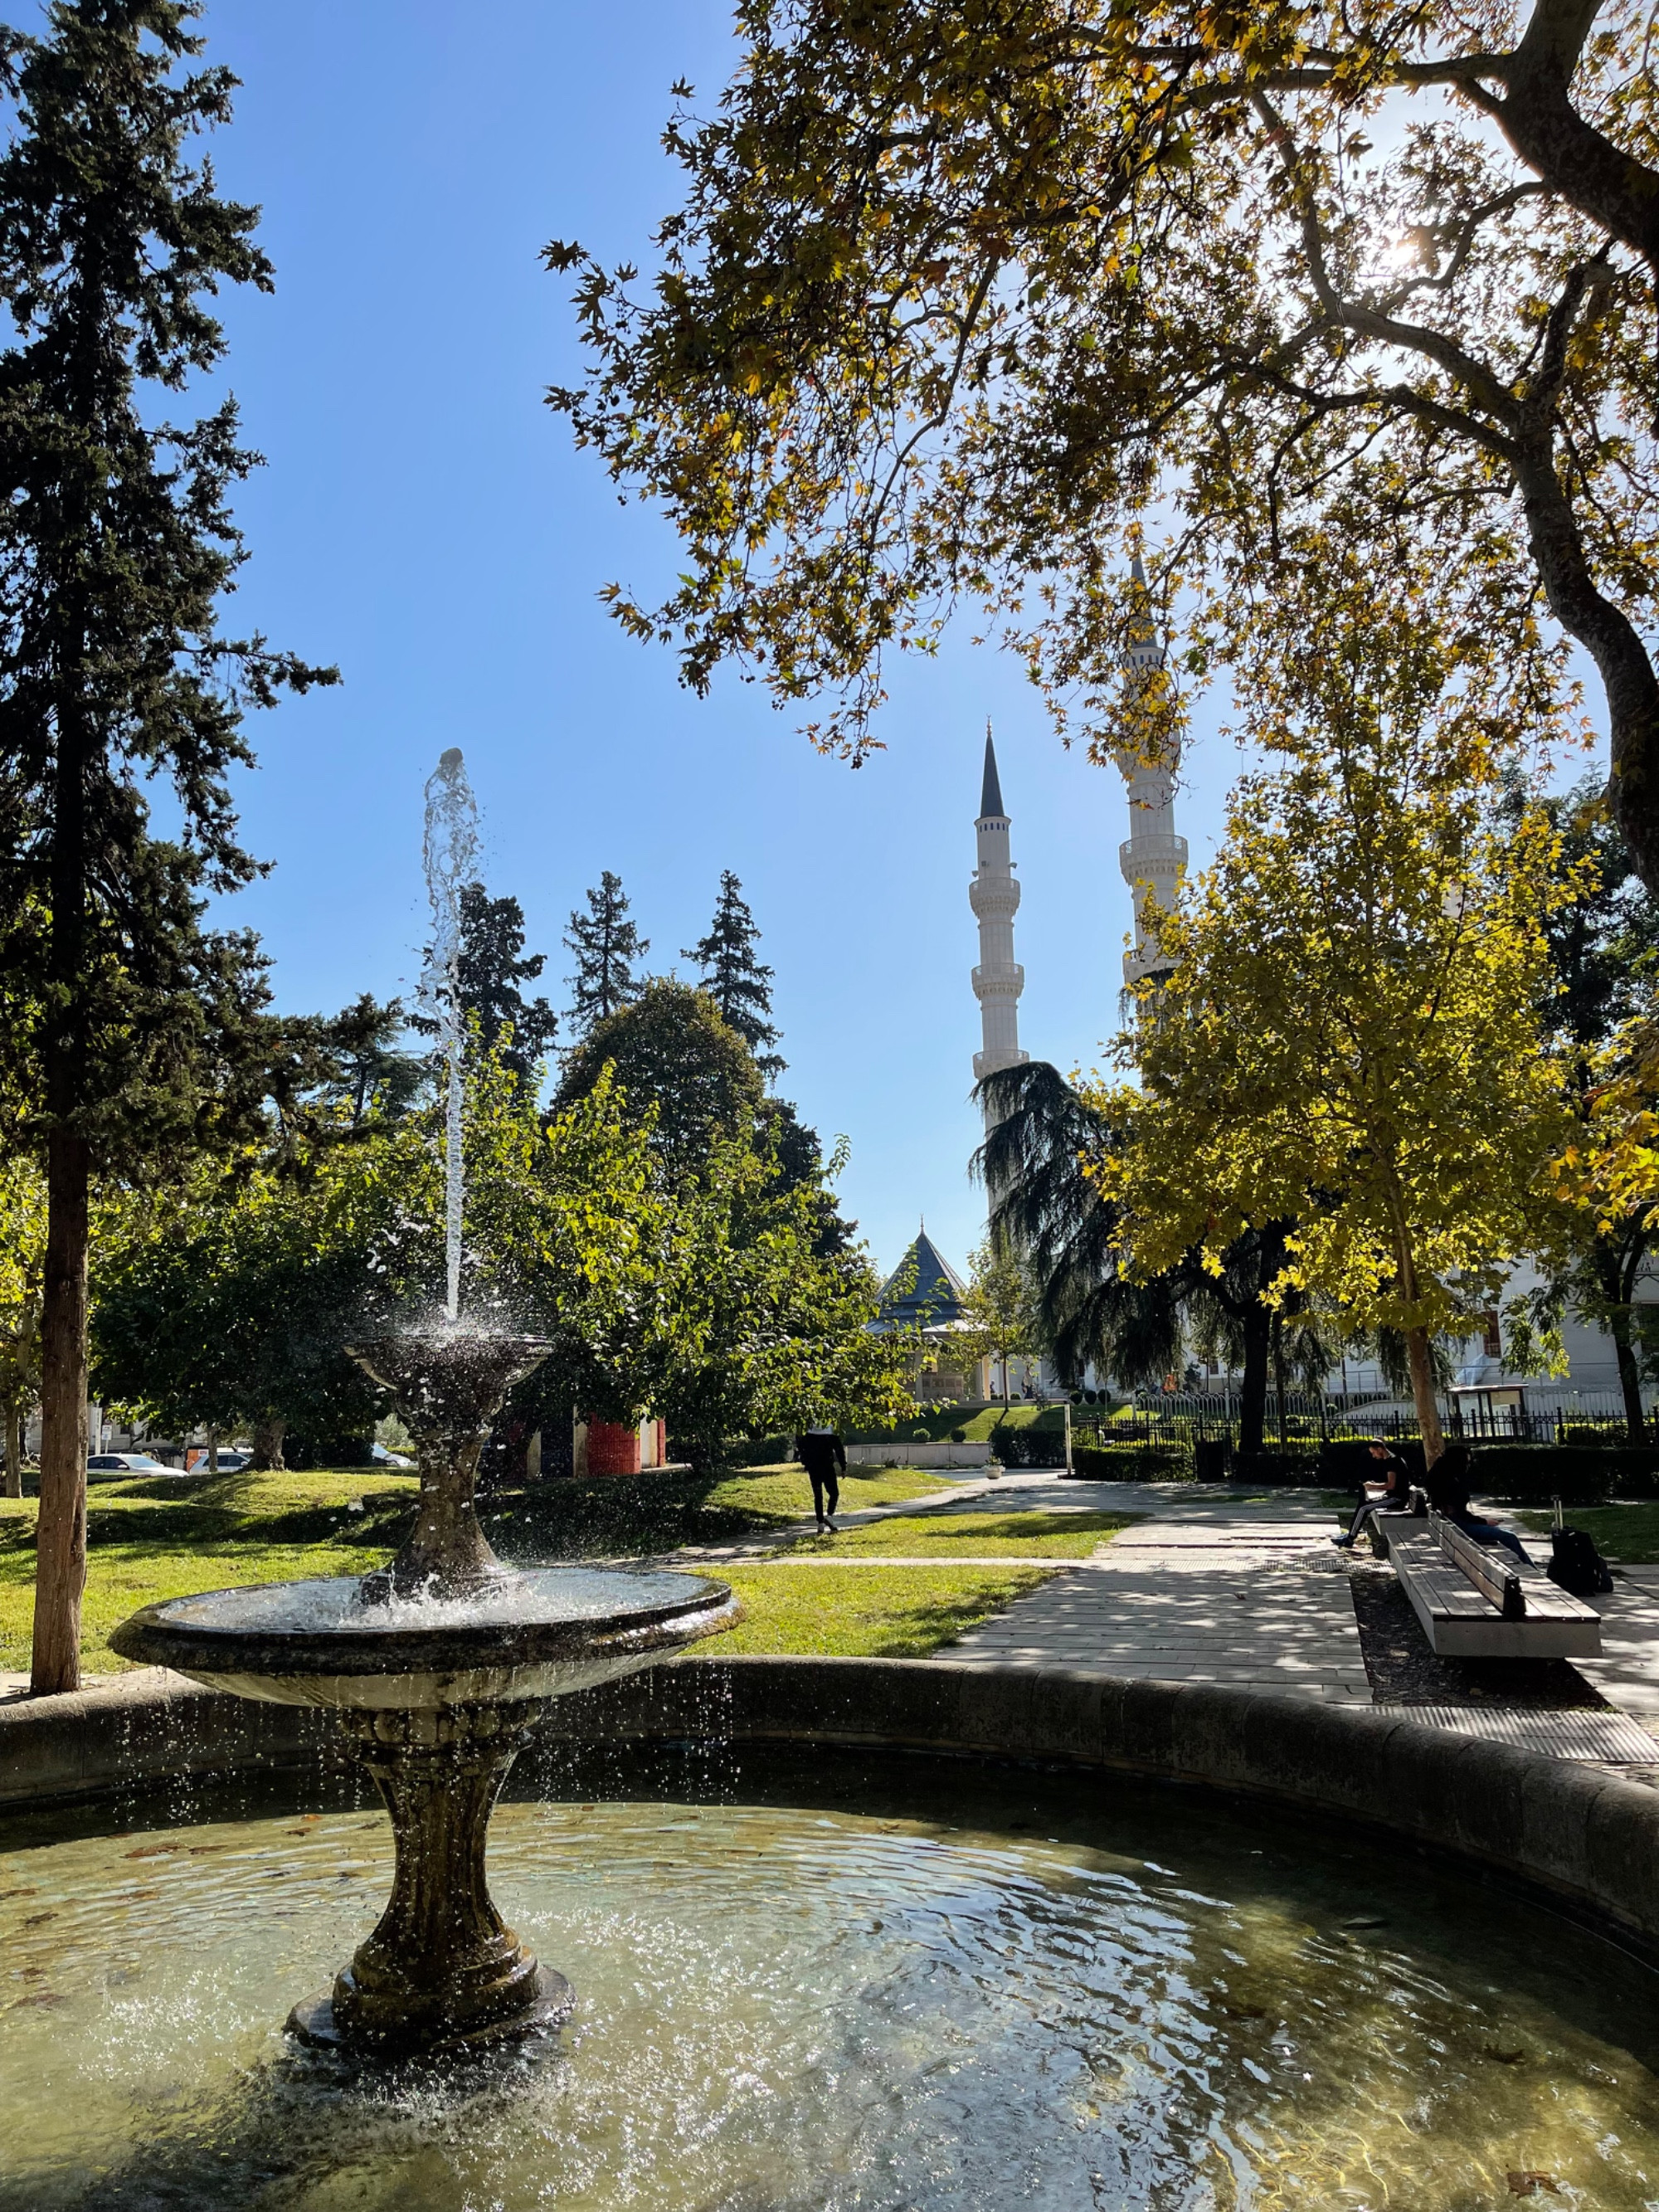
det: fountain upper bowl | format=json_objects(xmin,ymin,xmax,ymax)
[{"xmin": 108, "ymin": 1565, "xmax": 739, "ymax": 1712}]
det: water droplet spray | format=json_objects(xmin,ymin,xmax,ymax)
[{"xmin": 421, "ymin": 748, "xmax": 479, "ymax": 1323}]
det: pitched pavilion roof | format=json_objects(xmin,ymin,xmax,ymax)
[
  {"xmin": 979, "ymin": 729, "xmax": 1005, "ymax": 820},
  {"xmin": 876, "ymin": 1229, "xmax": 969, "ymax": 1330}
]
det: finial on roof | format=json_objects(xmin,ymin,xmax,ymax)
[{"xmin": 979, "ymin": 724, "xmax": 1005, "ymax": 820}]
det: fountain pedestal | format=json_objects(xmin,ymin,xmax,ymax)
[{"xmin": 289, "ymin": 1701, "xmax": 570, "ymax": 2054}]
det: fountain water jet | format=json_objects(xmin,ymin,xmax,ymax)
[{"xmin": 109, "ymin": 750, "xmax": 739, "ymax": 2059}]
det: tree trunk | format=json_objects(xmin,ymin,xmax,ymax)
[
  {"xmin": 1404, "ymin": 1327, "xmax": 1446, "ymax": 1469},
  {"xmin": 207, "ymin": 1425, "xmax": 220, "ymax": 1474},
  {"xmin": 1238, "ymin": 1304, "xmax": 1270, "ymax": 1454},
  {"xmin": 1271, "ymin": 1313, "xmax": 1289, "ymax": 1448},
  {"xmin": 1610, "ymin": 1313, "xmax": 1647, "ymax": 1445},
  {"xmin": 251, "ymin": 1415, "xmax": 287, "ymax": 1472},
  {"xmin": 3, "ymin": 1401, "xmax": 20, "ymax": 1499},
  {"xmin": 32, "ymin": 1127, "xmax": 90, "ymax": 1694},
  {"xmin": 1512, "ymin": 435, "xmax": 1659, "ymax": 895}
]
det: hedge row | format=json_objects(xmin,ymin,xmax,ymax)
[{"xmin": 1466, "ymin": 1444, "xmax": 1659, "ymax": 1507}]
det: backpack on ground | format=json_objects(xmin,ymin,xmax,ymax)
[{"xmin": 1546, "ymin": 1496, "xmax": 1614, "ymax": 1597}]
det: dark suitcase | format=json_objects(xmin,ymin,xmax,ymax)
[{"xmin": 1546, "ymin": 1497, "xmax": 1614, "ymax": 1596}]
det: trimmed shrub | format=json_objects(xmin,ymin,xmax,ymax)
[
  {"xmin": 722, "ymin": 1434, "xmax": 795, "ymax": 1468},
  {"xmin": 1070, "ymin": 1441, "xmax": 1191, "ymax": 1479},
  {"xmin": 1472, "ymin": 1443, "xmax": 1659, "ymax": 1506},
  {"xmin": 1318, "ymin": 1439, "xmax": 1427, "ymax": 1485},
  {"xmin": 990, "ymin": 1426, "xmax": 1069, "ymax": 1469},
  {"xmin": 1231, "ymin": 1448, "xmax": 1322, "ymax": 1487}
]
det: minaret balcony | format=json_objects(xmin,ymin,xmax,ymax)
[
  {"xmin": 971, "ymin": 962, "xmax": 1024, "ymax": 1001},
  {"xmin": 1118, "ymin": 833, "xmax": 1188, "ymax": 882},
  {"xmin": 974, "ymin": 1046, "xmax": 1031, "ymax": 1080},
  {"xmin": 969, "ymin": 873, "xmax": 1020, "ymax": 918}
]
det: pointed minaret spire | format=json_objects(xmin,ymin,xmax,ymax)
[
  {"xmin": 980, "ymin": 724, "xmax": 1005, "ymax": 819},
  {"xmin": 1114, "ymin": 554, "xmax": 1187, "ymax": 991},
  {"xmin": 970, "ymin": 724, "xmax": 1029, "ymax": 1091}
]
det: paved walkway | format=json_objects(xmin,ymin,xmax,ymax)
[
  {"xmin": 937, "ymin": 1496, "xmax": 1373, "ymax": 1703},
  {"xmin": 733, "ymin": 1469, "xmax": 1659, "ymax": 1758}
]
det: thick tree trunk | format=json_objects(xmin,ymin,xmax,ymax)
[
  {"xmin": 1611, "ymin": 1314, "xmax": 1648, "ymax": 1445},
  {"xmin": 1238, "ymin": 1304, "xmax": 1270, "ymax": 1454},
  {"xmin": 251, "ymin": 1415, "xmax": 287, "ymax": 1472},
  {"xmin": 32, "ymin": 1128, "xmax": 90, "ymax": 1694},
  {"xmin": 1404, "ymin": 1327, "xmax": 1446, "ymax": 1469},
  {"xmin": 1513, "ymin": 436, "xmax": 1659, "ymax": 894},
  {"xmin": 1495, "ymin": 9, "xmax": 1659, "ymax": 280},
  {"xmin": 3, "ymin": 1402, "xmax": 20, "ymax": 1499},
  {"xmin": 1271, "ymin": 1313, "xmax": 1289, "ymax": 1448}
]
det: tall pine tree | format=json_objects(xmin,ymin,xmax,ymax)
[
  {"xmin": 683, "ymin": 870, "xmax": 783, "ymax": 1081},
  {"xmin": 414, "ymin": 882, "xmax": 558, "ymax": 1089},
  {"xmin": 0, "ymin": 2, "xmax": 334, "ymax": 1690},
  {"xmin": 563, "ymin": 870, "xmax": 647, "ymax": 1037}
]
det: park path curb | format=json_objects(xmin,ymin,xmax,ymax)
[{"xmin": 2, "ymin": 1656, "xmax": 1657, "ymax": 1955}]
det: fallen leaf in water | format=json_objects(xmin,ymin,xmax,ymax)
[
  {"xmin": 123, "ymin": 1846, "xmax": 179, "ymax": 1860},
  {"xmin": 1486, "ymin": 2046, "xmax": 1529, "ymax": 2065},
  {"xmin": 1506, "ymin": 2174, "xmax": 1561, "ymax": 2197},
  {"xmin": 1223, "ymin": 2005, "xmax": 1268, "ymax": 2020},
  {"xmin": 11, "ymin": 1991, "xmax": 64, "ymax": 2009},
  {"xmin": 0, "ymin": 1888, "xmax": 36, "ymax": 1900},
  {"xmin": 19, "ymin": 1967, "xmax": 45, "ymax": 1981},
  {"xmin": 21, "ymin": 1912, "xmax": 55, "ymax": 1927}
]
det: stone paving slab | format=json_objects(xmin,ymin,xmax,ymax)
[
  {"xmin": 1574, "ymin": 1565, "xmax": 1659, "ymax": 1719},
  {"xmin": 937, "ymin": 1564, "xmax": 1372, "ymax": 1703}
]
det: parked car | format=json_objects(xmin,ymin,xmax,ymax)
[
  {"xmin": 86, "ymin": 1453, "xmax": 175, "ymax": 1475},
  {"xmin": 372, "ymin": 1442, "xmax": 413, "ymax": 1468},
  {"xmin": 183, "ymin": 1449, "xmax": 251, "ymax": 1474}
]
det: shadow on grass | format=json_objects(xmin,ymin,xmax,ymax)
[{"xmin": 484, "ymin": 1471, "xmax": 805, "ymax": 1562}]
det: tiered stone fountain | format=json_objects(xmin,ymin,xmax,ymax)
[{"xmin": 109, "ymin": 753, "xmax": 737, "ymax": 2057}]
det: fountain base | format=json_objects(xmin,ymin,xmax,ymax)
[
  {"xmin": 289, "ymin": 1698, "xmax": 572, "ymax": 2058},
  {"xmin": 285, "ymin": 1966, "xmax": 574, "ymax": 2059}
]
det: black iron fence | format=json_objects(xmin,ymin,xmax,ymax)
[{"xmin": 1071, "ymin": 1396, "xmax": 1651, "ymax": 1451}]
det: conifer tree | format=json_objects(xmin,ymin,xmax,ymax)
[
  {"xmin": 0, "ymin": 2, "xmax": 335, "ymax": 1689},
  {"xmin": 562, "ymin": 870, "xmax": 647, "ymax": 1037},
  {"xmin": 684, "ymin": 870, "xmax": 783, "ymax": 1081},
  {"xmin": 414, "ymin": 883, "xmax": 558, "ymax": 1089}
]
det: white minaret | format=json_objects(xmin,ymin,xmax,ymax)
[
  {"xmin": 971, "ymin": 727, "xmax": 1029, "ymax": 1085},
  {"xmin": 1114, "ymin": 557, "xmax": 1187, "ymax": 987}
]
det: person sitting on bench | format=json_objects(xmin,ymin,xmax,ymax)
[
  {"xmin": 1424, "ymin": 1445, "xmax": 1532, "ymax": 1563},
  {"xmin": 1333, "ymin": 1440, "xmax": 1416, "ymax": 1548}
]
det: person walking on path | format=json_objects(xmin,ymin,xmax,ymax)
[
  {"xmin": 795, "ymin": 1426, "xmax": 847, "ymax": 1532},
  {"xmin": 1333, "ymin": 1440, "xmax": 1416, "ymax": 1549}
]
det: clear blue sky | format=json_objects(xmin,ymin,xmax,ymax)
[{"xmin": 131, "ymin": 2, "xmax": 1593, "ymax": 1279}]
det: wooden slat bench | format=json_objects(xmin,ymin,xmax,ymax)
[{"xmin": 1378, "ymin": 1511, "xmax": 1603, "ymax": 1659}]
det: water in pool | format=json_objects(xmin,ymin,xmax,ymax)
[{"xmin": 0, "ymin": 1746, "xmax": 1653, "ymax": 2210}]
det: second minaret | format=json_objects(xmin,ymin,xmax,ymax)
[{"xmin": 970, "ymin": 728, "xmax": 1029, "ymax": 1087}]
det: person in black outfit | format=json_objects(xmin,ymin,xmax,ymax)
[
  {"xmin": 1333, "ymin": 1440, "xmax": 1415, "ymax": 1547},
  {"xmin": 795, "ymin": 1427, "xmax": 847, "ymax": 1532},
  {"xmin": 1425, "ymin": 1445, "xmax": 1531, "ymax": 1562}
]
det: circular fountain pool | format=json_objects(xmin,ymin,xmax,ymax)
[{"xmin": 0, "ymin": 1747, "xmax": 1655, "ymax": 2210}]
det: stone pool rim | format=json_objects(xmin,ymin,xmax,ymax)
[{"xmin": 3, "ymin": 1655, "xmax": 1657, "ymax": 1960}]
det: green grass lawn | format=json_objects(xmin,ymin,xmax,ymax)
[
  {"xmin": 792, "ymin": 1508, "xmax": 1141, "ymax": 1558},
  {"xmin": 1517, "ymin": 1502, "xmax": 1659, "ymax": 1563},
  {"xmin": 844, "ymin": 1402, "xmax": 1073, "ymax": 1443},
  {"xmin": 0, "ymin": 1460, "xmax": 958, "ymax": 1674},
  {"xmin": 483, "ymin": 1462, "xmax": 948, "ymax": 1560},
  {"xmin": 712, "ymin": 1563, "xmax": 1050, "ymax": 1656}
]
